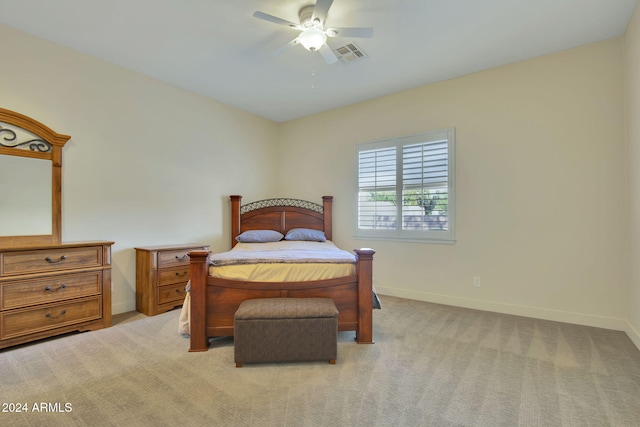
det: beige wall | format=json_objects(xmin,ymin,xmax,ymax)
[
  {"xmin": 279, "ymin": 38, "xmax": 629, "ymax": 331},
  {"xmin": 2, "ymin": 20, "xmax": 637, "ymax": 345},
  {"xmin": 625, "ymin": 5, "xmax": 640, "ymax": 348},
  {"xmin": 0, "ymin": 24, "xmax": 280, "ymax": 314}
]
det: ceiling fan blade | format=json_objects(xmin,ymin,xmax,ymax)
[
  {"xmin": 326, "ymin": 27, "xmax": 374, "ymax": 38},
  {"xmin": 272, "ymin": 37, "xmax": 300, "ymax": 57},
  {"xmin": 319, "ymin": 44, "xmax": 338, "ymax": 64},
  {"xmin": 312, "ymin": 0, "xmax": 334, "ymax": 26},
  {"xmin": 253, "ymin": 11, "xmax": 301, "ymax": 30}
]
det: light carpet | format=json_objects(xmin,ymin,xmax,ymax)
[{"xmin": 1, "ymin": 295, "xmax": 639, "ymax": 426}]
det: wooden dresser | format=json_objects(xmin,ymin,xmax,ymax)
[
  {"xmin": 135, "ymin": 244, "xmax": 209, "ymax": 316},
  {"xmin": 0, "ymin": 241, "xmax": 114, "ymax": 349}
]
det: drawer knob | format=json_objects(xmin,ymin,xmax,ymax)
[
  {"xmin": 45, "ymin": 309, "xmax": 67, "ymax": 319},
  {"xmin": 175, "ymin": 254, "xmax": 188, "ymax": 262},
  {"xmin": 175, "ymin": 271, "xmax": 188, "ymax": 277},
  {"xmin": 45, "ymin": 255, "xmax": 67, "ymax": 264},
  {"xmin": 45, "ymin": 284, "xmax": 67, "ymax": 292}
]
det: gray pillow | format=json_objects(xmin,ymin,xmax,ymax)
[
  {"xmin": 284, "ymin": 228, "xmax": 326, "ymax": 242},
  {"xmin": 235, "ymin": 230, "xmax": 284, "ymax": 243}
]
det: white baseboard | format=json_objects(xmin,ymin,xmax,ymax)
[
  {"xmin": 375, "ymin": 286, "xmax": 629, "ymax": 332},
  {"xmin": 626, "ymin": 321, "xmax": 640, "ymax": 351},
  {"xmin": 112, "ymin": 301, "xmax": 136, "ymax": 316}
]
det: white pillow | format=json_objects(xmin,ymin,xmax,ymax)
[
  {"xmin": 284, "ymin": 228, "xmax": 326, "ymax": 242},
  {"xmin": 235, "ymin": 230, "xmax": 284, "ymax": 243}
]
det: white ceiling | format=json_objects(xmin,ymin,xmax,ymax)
[{"xmin": 0, "ymin": 0, "xmax": 637, "ymax": 122}]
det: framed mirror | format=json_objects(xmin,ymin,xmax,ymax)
[{"xmin": 0, "ymin": 108, "xmax": 70, "ymax": 247}]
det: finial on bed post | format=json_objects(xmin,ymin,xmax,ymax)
[
  {"xmin": 230, "ymin": 195, "xmax": 242, "ymax": 248},
  {"xmin": 322, "ymin": 196, "xmax": 333, "ymax": 241}
]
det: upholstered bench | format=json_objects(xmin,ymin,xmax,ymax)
[{"xmin": 234, "ymin": 297, "xmax": 338, "ymax": 367}]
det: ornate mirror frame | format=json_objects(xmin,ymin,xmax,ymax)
[{"xmin": 0, "ymin": 108, "xmax": 70, "ymax": 247}]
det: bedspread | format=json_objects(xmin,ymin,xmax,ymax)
[
  {"xmin": 210, "ymin": 241, "xmax": 356, "ymax": 265},
  {"xmin": 208, "ymin": 241, "xmax": 356, "ymax": 282}
]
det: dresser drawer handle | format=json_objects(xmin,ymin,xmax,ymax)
[
  {"xmin": 45, "ymin": 255, "xmax": 67, "ymax": 264},
  {"xmin": 175, "ymin": 271, "xmax": 188, "ymax": 277},
  {"xmin": 175, "ymin": 254, "xmax": 188, "ymax": 262},
  {"xmin": 45, "ymin": 284, "xmax": 67, "ymax": 292},
  {"xmin": 45, "ymin": 309, "xmax": 67, "ymax": 319}
]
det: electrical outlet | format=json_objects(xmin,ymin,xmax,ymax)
[{"xmin": 473, "ymin": 277, "xmax": 481, "ymax": 287}]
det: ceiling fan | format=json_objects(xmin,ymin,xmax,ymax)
[{"xmin": 253, "ymin": 0, "xmax": 373, "ymax": 64}]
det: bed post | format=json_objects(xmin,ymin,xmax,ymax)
[
  {"xmin": 354, "ymin": 248, "xmax": 375, "ymax": 344},
  {"xmin": 230, "ymin": 195, "xmax": 242, "ymax": 248},
  {"xmin": 188, "ymin": 250, "xmax": 210, "ymax": 352},
  {"xmin": 322, "ymin": 196, "xmax": 333, "ymax": 241}
]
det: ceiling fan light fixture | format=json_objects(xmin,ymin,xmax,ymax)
[{"xmin": 298, "ymin": 28, "xmax": 327, "ymax": 51}]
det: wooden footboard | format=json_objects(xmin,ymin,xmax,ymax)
[{"xmin": 188, "ymin": 248, "xmax": 375, "ymax": 352}]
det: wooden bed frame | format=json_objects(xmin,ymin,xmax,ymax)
[{"xmin": 187, "ymin": 195, "xmax": 375, "ymax": 352}]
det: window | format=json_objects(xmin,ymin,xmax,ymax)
[{"xmin": 356, "ymin": 128, "xmax": 455, "ymax": 243}]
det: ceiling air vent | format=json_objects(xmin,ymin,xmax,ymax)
[{"xmin": 333, "ymin": 42, "xmax": 368, "ymax": 63}]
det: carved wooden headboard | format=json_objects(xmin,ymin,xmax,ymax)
[{"xmin": 229, "ymin": 195, "xmax": 333, "ymax": 247}]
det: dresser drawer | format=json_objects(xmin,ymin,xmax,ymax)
[
  {"xmin": 158, "ymin": 282, "xmax": 188, "ymax": 305},
  {"xmin": 157, "ymin": 249, "xmax": 195, "ymax": 268},
  {"xmin": 1, "ymin": 272, "xmax": 102, "ymax": 310},
  {"xmin": 1, "ymin": 246, "xmax": 103, "ymax": 276},
  {"xmin": 1, "ymin": 296, "xmax": 102, "ymax": 340},
  {"xmin": 158, "ymin": 266, "xmax": 190, "ymax": 286}
]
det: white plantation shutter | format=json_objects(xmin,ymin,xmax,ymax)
[
  {"xmin": 356, "ymin": 128, "xmax": 455, "ymax": 243},
  {"xmin": 357, "ymin": 147, "xmax": 396, "ymax": 230},
  {"xmin": 402, "ymin": 140, "xmax": 449, "ymax": 231}
]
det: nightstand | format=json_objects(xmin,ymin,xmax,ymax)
[{"xmin": 135, "ymin": 244, "xmax": 209, "ymax": 316}]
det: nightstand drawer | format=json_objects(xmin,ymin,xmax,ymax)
[
  {"xmin": 158, "ymin": 282, "xmax": 188, "ymax": 305},
  {"xmin": 1, "ymin": 246, "xmax": 103, "ymax": 276},
  {"xmin": 1, "ymin": 271, "xmax": 102, "ymax": 310},
  {"xmin": 1, "ymin": 296, "xmax": 102, "ymax": 340},
  {"xmin": 157, "ymin": 249, "xmax": 193, "ymax": 268},
  {"xmin": 158, "ymin": 267, "xmax": 190, "ymax": 286}
]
